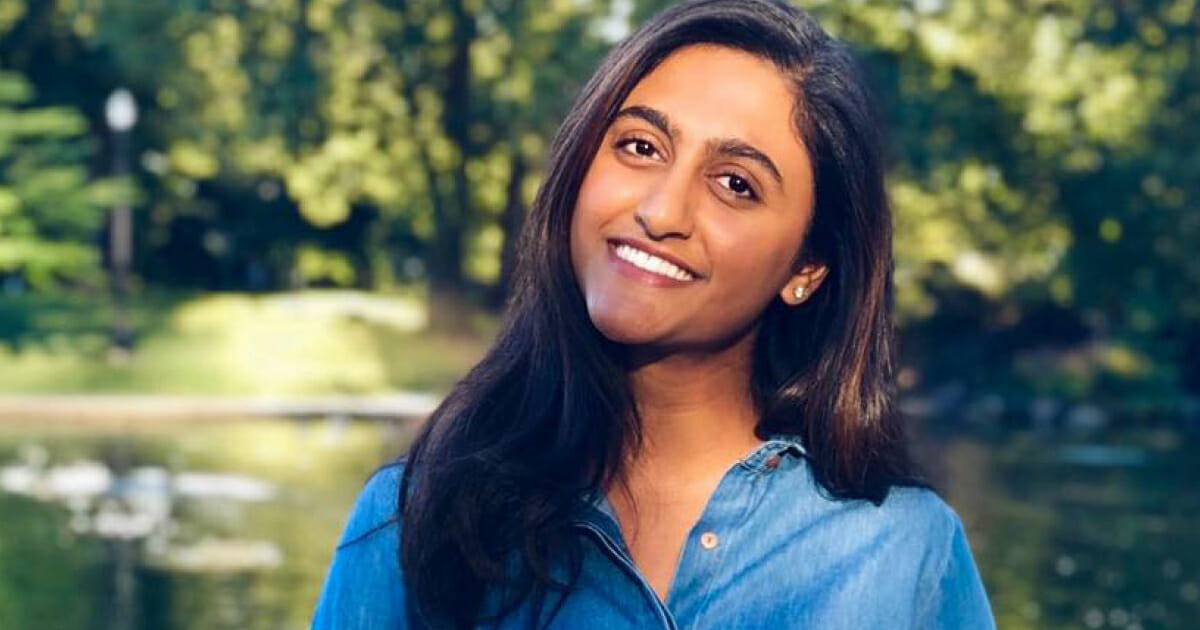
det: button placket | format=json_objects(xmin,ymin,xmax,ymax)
[{"xmin": 669, "ymin": 468, "xmax": 763, "ymax": 628}]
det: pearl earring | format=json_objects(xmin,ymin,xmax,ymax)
[{"xmin": 793, "ymin": 286, "xmax": 806, "ymax": 301}]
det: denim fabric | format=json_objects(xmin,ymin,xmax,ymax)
[{"xmin": 311, "ymin": 435, "xmax": 997, "ymax": 629}]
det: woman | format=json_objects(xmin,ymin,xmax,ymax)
[{"xmin": 313, "ymin": 0, "xmax": 996, "ymax": 628}]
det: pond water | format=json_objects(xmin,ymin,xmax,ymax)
[{"xmin": 0, "ymin": 419, "xmax": 1196, "ymax": 629}]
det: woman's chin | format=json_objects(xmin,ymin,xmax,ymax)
[
  {"xmin": 593, "ymin": 321, "xmax": 659, "ymax": 345},
  {"xmin": 587, "ymin": 309, "xmax": 670, "ymax": 346}
]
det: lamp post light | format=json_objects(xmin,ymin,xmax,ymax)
[{"xmin": 105, "ymin": 88, "xmax": 137, "ymax": 361}]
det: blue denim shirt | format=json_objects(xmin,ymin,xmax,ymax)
[{"xmin": 312, "ymin": 435, "xmax": 996, "ymax": 628}]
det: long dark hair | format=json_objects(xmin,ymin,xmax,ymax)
[{"xmin": 399, "ymin": 0, "xmax": 923, "ymax": 627}]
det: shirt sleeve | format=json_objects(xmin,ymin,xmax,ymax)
[
  {"xmin": 310, "ymin": 463, "xmax": 408, "ymax": 629},
  {"xmin": 921, "ymin": 511, "xmax": 997, "ymax": 630}
]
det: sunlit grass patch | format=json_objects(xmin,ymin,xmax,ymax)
[{"xmin": 0, "ymin": 289, "xmax": 492, "ymax": 395}]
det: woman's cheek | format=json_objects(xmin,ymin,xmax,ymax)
[{"xmin": 707, "ymin": 230, "xmax": 792, "ymax": 312}]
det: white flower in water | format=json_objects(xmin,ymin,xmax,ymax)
[
  {"xmin": 0, "ymin": 464, "xmax": 37, "ymax": 495},
  {"xmin": 44, "ymin": 461, "xmax": 112, "ymax": 499},
  {"xmin": 145, "ymin": 537, "xmax": 284, "ymax": 572},
  {"xmin": 92, "ymin": 506, "xmax": 160, "ymax": 540},
  {"xmin": 173, "ymin": 472, "xmax": 275, "ymax": 502}
]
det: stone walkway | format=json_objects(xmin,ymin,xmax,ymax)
[{"xmin": 0, "ymin": 392, "xmax": 439, "ymax": 422}]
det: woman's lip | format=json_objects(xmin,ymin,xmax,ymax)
[
  {"xmin": 606, "ymin": 238, "xmax": 702, "ymax": 279},
  {"xmin": 606, "ymin": 241, "xmax": 699, "ymax": 288}
]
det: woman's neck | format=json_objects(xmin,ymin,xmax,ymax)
[{"xmin": 619, "ymin": 329, "xmax": 764, "ymax": 491}]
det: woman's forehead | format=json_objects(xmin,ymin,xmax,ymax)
[
  {"xmin": 615, "ymin": 44, "xmax": 812, "ymax": 193},
  {"xmin": 623, "ymin": 46, "xmax": 796, "ymax": 132}
]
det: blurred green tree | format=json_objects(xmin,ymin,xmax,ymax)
[
  {"xmin": 0, "ymin": 0, "xmax": 1196, "ymax": 399},
  {"xmin": 50, "ymin": 0, "xmax": 616, "ymax": 323},
  {"xmin": 818, "ymin": 0, "xmax": 1200, "ymax": 399},
  {"xmin": 640, "ymin": 0, "xmax": 1199, "ymax": 401},
  {"xmin": 0, "ymin": 0, "xmax": 129, "ymax": 291}
]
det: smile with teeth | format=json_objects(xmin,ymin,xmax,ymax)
[{"xmin": 613, "ymin": 243, "xmax": 697, "ymax": 282}]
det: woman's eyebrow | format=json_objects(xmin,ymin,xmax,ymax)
[
  {"xmin": 613, "ymin": 105, "xmax": 681, "ymax": 140},
  {"xmin": 705, "ymin": 138, "xmax": 784, "ymax": 188},
  {"xmin": 612, "ymin": 105, "xmax": 784, "ymax": 188}
]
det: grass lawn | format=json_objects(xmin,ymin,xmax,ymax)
[{"xmin": 0, "ymin": 289, "xmax": 495, "ymax": 395}]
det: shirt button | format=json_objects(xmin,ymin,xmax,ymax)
[
  {"xmin": 700, "ymin": 531, "xmax": 719, "ymax": 550},
  {"xmin": 765, "ymin": 454, "xmax": 781, "ymax": 470}
]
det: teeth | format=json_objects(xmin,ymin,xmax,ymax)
[{"xmin": 614, "ymin": 244, "xmax": 696, "ymax": 282}]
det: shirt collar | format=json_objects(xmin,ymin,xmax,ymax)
[
  {"xmin": 727, "ymin": 433, "xmax": 806, "ymax": 474},
  {"xmin": 571, "ymin": 433, "xmax": 809, "ymax": 530}
]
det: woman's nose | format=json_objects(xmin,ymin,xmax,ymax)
[{"xmin": 634, "ymin": 169, "xmax": 696, "ymax": 240}]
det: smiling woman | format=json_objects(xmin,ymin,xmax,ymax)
[
  {"xmin": 570, "ymin": 45, "xmax": 826, "ymax": 349},
  {"xmin": 312, "ymin": 1, "xmax": 996, "ymax": 629}
]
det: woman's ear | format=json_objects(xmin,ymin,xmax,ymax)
[{"xmin": 780, "ymin": 262, "xmax": 829, "ymax": 305}]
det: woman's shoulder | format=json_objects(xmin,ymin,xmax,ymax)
[
  {"xmin": 875, "ymin": 486, "xmax": 996, "ymax": 627},
  {"xmin": 311, "ymin": 460, "xmax": 409, "ymax": 628},
  {"xmin": 849, "ymin": 483, "xmax": 994, "ymax": 625},
  {"xmin": 336, "ymin": 459, "xmax": 406, "ymax": 549},
  {"xmin": 787, "ymin": 471, "xmax": 969, "ymax": 566},
  {"xmin": 874, "ymin": 483, "xmax": 963, "ymax": 536},
  {"xmin": 788, "ymin": 460, "xmax": 962, "ymax": 540},
  {"xmin": 843, "ymin": 482, "xmax": 968, "ymax": 559}
]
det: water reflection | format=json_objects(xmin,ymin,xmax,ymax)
[
  {"xmin": 1057, "ymin": 444, "xmax": 1149, "ymax": 467},
  {"xmin": 0, "ymin": 418, "xmax": 397, "ymax": 630},
  {"xmin": 936, "ymin": 432, "xmax": 1200, "ymax": 629},
  {"xmin": 0, "ymin": 420, "xmax": 1196, "ymax": 629},
  {"xmin": 1, "ymin": 455, "xmax": 278, "ymax": 553}
]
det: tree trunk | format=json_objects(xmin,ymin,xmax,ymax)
[
  {"xmin": 426, "ymin": 0, "xmax": 476, "ymax": 333},
  {"xmin": 493, "ymin": 149, "xmax": 527, "ymax": 309}
]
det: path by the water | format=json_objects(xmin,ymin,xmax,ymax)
[{"xmin": 0, "ymin": 392, "xmax": 439, "ymax": 422}]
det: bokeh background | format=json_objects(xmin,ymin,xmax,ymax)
[{"xmin": 0, "ymin": 0, "xmax": 1197, "ymax": 628}]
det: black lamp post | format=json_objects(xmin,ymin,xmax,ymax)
[{"xmin": 105, "ymin": 88, "xmax": 137, "ymax": 360}]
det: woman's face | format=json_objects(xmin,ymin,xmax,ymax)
[{"xmin": 570, "ymin": 44, "xmax": 827, "ymax": 350}]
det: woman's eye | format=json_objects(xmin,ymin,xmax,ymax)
[
  {"xmin": 716, "ymin": 173, "xmax": 758, "ymax": 201},
  {"xmin": 616, "ymin": 137, "xmax": 661, "ymax": 160}
]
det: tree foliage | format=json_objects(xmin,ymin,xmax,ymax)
[
  {"xmin": 0, "ymin": 0, "xmax": 1197, "ymax": 397},
  {"xmin": 0, "ymin": 0, "xmax": 129, "ymax": 290}
]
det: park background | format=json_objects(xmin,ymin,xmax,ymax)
[{"xmin": 0, "ymin": 0, "xmax": 1197, "ymax": 628}]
